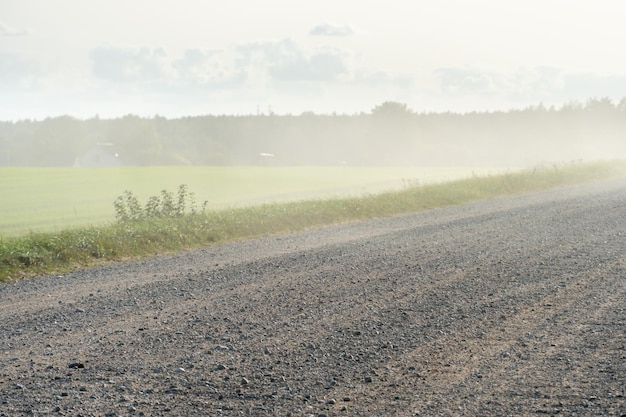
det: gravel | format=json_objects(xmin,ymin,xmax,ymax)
[{"xmin": 1, "ymin": 177, "xmax": 626, "ymax": 416}]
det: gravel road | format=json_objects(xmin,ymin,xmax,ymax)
[{"xmin": 1, "ymin": 178, "xmax": 625, "ymax": 416}]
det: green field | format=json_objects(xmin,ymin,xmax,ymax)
[{"xmin": 1, "ymin": 166, "xmax": 509, "ymax": 236}]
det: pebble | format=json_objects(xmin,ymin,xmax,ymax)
[{"xmin": 68, "ymin": 362, "xmax": 85, "ymax": 369}]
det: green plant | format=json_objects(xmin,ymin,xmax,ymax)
[
  {"xmin": 113, "ymin": 190, "xmax": 143, "ymax": 222},
  {"xmin": 113, "ymin": 184, "xmax": 203, "ymax": 222}
]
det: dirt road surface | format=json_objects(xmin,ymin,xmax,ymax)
[{"xmin": 1, "ymin": 178, "xmax": 625, "ymax": 416}]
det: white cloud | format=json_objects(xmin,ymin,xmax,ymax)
[
  {"xmin": 90, "ymin": 47, "xmax": 173, "ymax": 83},
  {"xmin": 0, "ymin": 22, "xmax": 29, "ymax": 37},
  {"xmin": 435, "ymin": 67, "xmax": 568, "ymax": 100},
  {"xmin": 355, "ymin": 70, "xmax": 412, "ymax": 87},
  {"xmin": 172, "ymin": 48, "xmax": 247, "ymax": 89},
  {"xmin": 310, "ymin": 23, "xmax": 354, "ymax": 37},
  {"xmin": 0, "ymin": 53, "xmax": 42, "ymax": 90},
  {"xmin": 73, "ymin": 39, "xmax": 421, "ymax": 116},
  {"xmin": 431, "ymin": 65, "xmax": 626, "ymax": 112},
  {"xmin": 88, "ymin": 40, "xmax": 354, "ymax": 91},
  {"xmin": 237, "ymin": 39, "xmax": 350, "ymax": 82},
  {"xmin": 436, "ymin": 68, "xmax": 502, "ymax": 96},
  {"xmin": 561, "ymin": 73, "xmax": 626, "ymax": 99}
]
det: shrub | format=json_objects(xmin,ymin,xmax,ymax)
[{"xmin": 113, "ymin": 185, "xmax": 206, "ymax": 222}]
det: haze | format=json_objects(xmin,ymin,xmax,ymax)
[{"xmin": 2, "ymin": 0, "xmax": 626, "ymax": 120}]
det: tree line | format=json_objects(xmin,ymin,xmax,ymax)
[{"xmin": 1, "ymin": 98, "xmax": 625, "ymax": 167}]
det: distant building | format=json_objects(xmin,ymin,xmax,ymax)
[
  {"xmin": 258, "ymin": 152, "xmax": 276, "ymax": 166},
  {"xmin": 74, "ymin": 143, "xmax": 122, "ymax": 167}
]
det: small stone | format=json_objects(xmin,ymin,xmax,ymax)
[
  {"xmin": 68, "ymin": 362, "xmax": 85, "ymax": 369},
  {"xmin": 364, "ymin": 376, "xmax": 373, "ymax": 383},
  {"xmin": 215, "ymin": 364, "xmax": 227, "ymax": 371},
  {"xmin": 327, "ymin": 398, "xmax": 336, "ymax": 405},
  {"xmin": 241, "ymin": 377, "xmax": 249, "ymax": 385},
  {"xmin": 175, "ymin": 367, "xmax": 185, "ymax": 373}
]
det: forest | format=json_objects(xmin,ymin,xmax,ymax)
[{"xmin": 0, "ymin": 99, "xmax": 624, "ymax": 168}]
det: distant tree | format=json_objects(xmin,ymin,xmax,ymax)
[
  {"xmin": 585, "ymin": 97, "xmax": 615, "ymax": 113},
  {"xmin": 370, "ymin": 101, "xmax": 414, "ymax": 118},
  {"xmin": 365, "ymin": 102, "xmax": 419, "ymax": 164},
  {"xmin": 32, "ymin": 116, "xmax": 89, "ymax": 166},
  {"xmin": 107, "ymin": 115, "xmax": 163, "ymax": 165},
  {"xmin": 3, "ymin": 98, "xmax": 626, "ymax": 167}
]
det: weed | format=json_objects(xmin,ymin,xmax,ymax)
[{"xmin": 113, "ymin": 185, "xmax": 202, "ymax": 222}]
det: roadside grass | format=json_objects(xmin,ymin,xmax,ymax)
[
  {"xmin": 0, "ymin": 166, "xmax": 496, "ymax": 236},
  {"xmin": 1, "ymin": 160, "xmax": 624, "ymax": 282}
]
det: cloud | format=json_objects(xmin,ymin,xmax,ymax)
[
  {"xmin": 90, "ymin": 46, "xmax": 246, "ymax": 91},
  {"xmin": 1, "ymin": 39, "xmax": 416, "ymax": 118},
  {"xmin": 89, "ymin": 40, "xmax": 419, "ymax": 94},
  {"xmin": 90, "ymin": 47, "xmax": 173, "ymax": 83},
  {"xmin": 507, "ymin": 67, "xmax": 567, "ymax": 99},
  {"xmin": 0, "ymin": 22, "xmax": 29, "ymax": 37},
  {"xmin": 270, "ymin": 51, "xmax": 348, "ymax": 81},
  {"xmin": 435, "ymin": 68, "xmax": 501, "ymax": 95},
  {"xmin": 353, "ymin": 70, "xmax": 412, "ymax": 89},
  {"xmin": 310, "ymin": 23, "xmax": 354, "ymax": 37},
  {"xmin": 433, "ymin": 65, "xmax": 626, "ymax": 110},
  {"xmin": 435, "ymin": 66, "xmax": 570, "ymax": 100},
  {"xmin": 0, "ymin": 53, "xmax": 42, "ymax": 90},
  {"xmin": 237, "ymin": 39, "xmax": 350, "ymax": 82},
  {"xmin": 172, "ymin": 48, "xmax": 247, "ymax": 88},
  {"xmin": 561, "ymin": 72, "xmax": 626, "ymax": 99}
]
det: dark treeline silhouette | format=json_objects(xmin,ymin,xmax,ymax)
[{"xmin": 1, "ymin": 98, "xmax": 625, "ymax": 167}]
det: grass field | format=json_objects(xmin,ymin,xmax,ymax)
[
  {"xmin": 0, "ymin": 166, "xmax": 508, "ymax": 236},
  {"xmin": 2, "ymin": 160, "xmax": 624, "ymax": 281}
]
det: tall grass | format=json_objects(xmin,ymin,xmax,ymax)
[{"xmin": 1, "ymin": 160, "xmax": 624, "ymax": 282}]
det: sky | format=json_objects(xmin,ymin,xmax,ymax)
[{"xmin": 2, "ymin": 0, "xmax": 626, "ymax": 120}]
